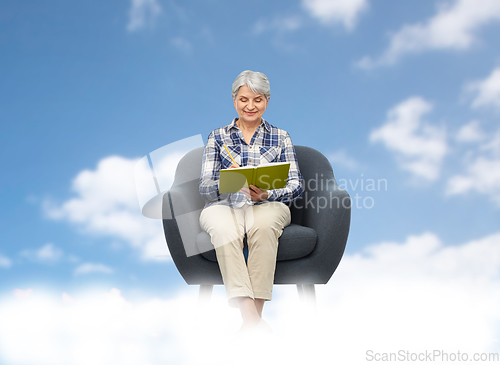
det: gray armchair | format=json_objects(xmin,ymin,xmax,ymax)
[{"xmin": 162, "ymin": 146, "xmax": 351, "ymax": 303}]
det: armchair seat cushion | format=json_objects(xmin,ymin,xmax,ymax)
[{"xmin": 196, "ymin": 223, "xmax": 317, "ymax": 262}]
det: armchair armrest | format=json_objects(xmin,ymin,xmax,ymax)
[
  {"xmin": 303, "ymin": 180, "xmax": 350, "ymax": 250},
  {"xmin": 162, "ymin": 185, "xmax": 223, "ymax": 285},
  {"xmin": 296, "ymin": 179, "xmax": 351, "ymax": 282}
]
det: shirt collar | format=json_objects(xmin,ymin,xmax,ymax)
[
  {"xmin": 226, "ymin": 118, "xmax": 239, "ymax": 133},
  {"xmin": 261, "ymin": 118, "xmax": 271, "ymax": 132},
  {"xmin": 226, "ymin": 118, "xmax": 271, "ymax": 133}
]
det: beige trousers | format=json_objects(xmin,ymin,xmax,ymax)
[{"xmin": 199, "ymin": 202, "xmax": 291, "ymax": 306}]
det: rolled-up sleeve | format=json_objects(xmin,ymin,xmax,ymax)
[
  {"xmin": 199, "ymin": 132, "xmax": 222, "ymax": 203},
  {"xmin": 267, "ymin": 132, "xmax": 304, "ymax": 203}
]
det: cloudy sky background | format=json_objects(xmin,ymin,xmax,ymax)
[{"xmin": 1, "ymin": 0, "xmax": 500, "ymax": 363}]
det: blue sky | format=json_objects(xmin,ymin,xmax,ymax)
[{"xmin": 1, "ymin": 0, "xmax": 500, "ymax": 363}]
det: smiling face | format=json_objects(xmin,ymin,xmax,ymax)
[{"xmin": 233, "ymin": 85, "xmax": 269, "ymax": 126}]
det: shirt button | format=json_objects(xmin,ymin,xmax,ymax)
[
  {"xmin": 249, "ymin": 146, "xmax": 252, "ymax": 149},
  {"xmin": 249, "ymin": 159, "xmax": 252, "ymax": 163}
]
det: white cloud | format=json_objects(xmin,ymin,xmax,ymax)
[
  {"xmin": 301, "ymin": 0, "xmax": 369, "ymax": 30},
  {"xmin": 456, "ymin": 120, "xmax": 486, "ymax": 143},
  {"xmin": 20, "ymin": 243, "xmax": 64, "ymax": 264},
  {"xmin": 447, "ymin": 157, "xmax": 500, "ymax": 203},
  {"xmin": 74, "ymin": 263, "xmax": 114, "ymax": 276},
  {"xmin": 252, "ymin": 15, "xmax": 304, "ymax": 51},
  {"xmin": 1, "ymin": 231, "xmax": 499, "ymax": 364},
  {"xmin": 253, "ymin": 0, "xmax": 366, "ymax": 42},
  {"xmin": 370, "ymin": 97, "xmax": 447, "ymax": 181},
  {"xmin": 358, "ymin": 0, "xmax": 500, "ymax": 68},
  {"xmin": 308, "ymin": 231, "xmax": 500, "ymax": 360},
  {"xmin": 0, "ymin": 287, "xmax": 206, "ymax": 365},
  {"xmin": 467, "ymin": 66, "xmax": 500, "ymax": 110},
  {"xmin": 328, "ymin": 149, "xmax": 360, "ymax": 170},
  {"xmin": 44, "ymin": 135, "xmax": 204, "ymax": 261},
  {"xmin": 446, "ymin": 129, "xmax": 500, "ymax": 205},
  {"xmin": 0, "ymin": 253, "xmax": 11, "ymax": 268},
  {"xmin": 44, "ymin": 155, "xmax": 170, "ymax": 261},
  {"xmin": 62, "ymin": 292, "xmax": 76, "ymax": 304},
  {"xmin": 253, "ymin": 15, "xmax": 303, "ymax": 35},
  {"xmin": 170, "ymin": 36, "xmax": 193, "ymax": 53},
  {"xmin": 12, "ymin": 288, "xmax": 33, "ymax": 299},
  {"xmin": 127, "ymin": 0, "xmax": 161, "ymax": 32}
]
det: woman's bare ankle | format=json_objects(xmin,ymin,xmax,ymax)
[
  {"xmin": 235, "ymin": 297, "xmax": 261, "ymax": 330},
  {"xmin": 240, "ymin": 316, "xmax": 260, "ymax": 331}
]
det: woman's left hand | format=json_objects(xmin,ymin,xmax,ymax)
[{"xmin": 241, "ymin": 185, "xmax": 269, "ymax": 202}]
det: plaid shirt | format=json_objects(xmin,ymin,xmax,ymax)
[{"xmin": 199, "ymin": 118, "xmax": 304, "ymax": 208}]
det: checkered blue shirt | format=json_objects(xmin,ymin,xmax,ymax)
[{"xmin": 199, "ymin": 118, "xmax": 304, "ymax": 208}]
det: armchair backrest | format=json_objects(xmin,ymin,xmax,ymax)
[
  {"xmin": 288, "ymin": 146, "xmax": 337, "ymax": 226},
  {"xmin": 171, "ymin": 147, "xmax": 205, "ymax": 190},
  {"xmin": 166, "ymin": 147, "xmax": 205, "ymax": 218}
]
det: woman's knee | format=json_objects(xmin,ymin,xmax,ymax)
[
  {"xmin": 207, "ymin": 226, "xmax": 243, "ymax": 245},
  {"xmin": 248, "ymin": 208, "xmax": 289, "ymax": 234},
  {"xmin": 246, "ymin": 219, "xmax": 281, "ymax": 241}
]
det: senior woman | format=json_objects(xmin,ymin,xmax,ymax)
[{"xmin": 199, "ymin": 70, "xmax": 304, "ymax": 331}]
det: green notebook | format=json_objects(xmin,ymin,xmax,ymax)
[{"xmin": 219, "ymin": 162, "xmax": 291, "ymax": 194}]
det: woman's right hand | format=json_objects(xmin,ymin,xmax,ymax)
[{"xmin": 229, "ymin": 163, "xmax": 239, "ymax": 169}]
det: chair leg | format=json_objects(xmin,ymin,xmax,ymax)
[
  {"xmin": 297, "ymin": 284, "xmax": 316, "ymax": 306},
  {"xmin": 198, "ymin": 285, "xmax": 213, "ymax": 305},
  {"xmin": 296, "ymin": 284, "xmax": 304, "ymax": 299},
  {"xmin": 303, "ymin": 284, "xmax": 316, "ymax": 305}
]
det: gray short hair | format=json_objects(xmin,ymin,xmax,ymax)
[{"xmin": 231, "ymin": 70, "xmax": 271, "ymax": 100}]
